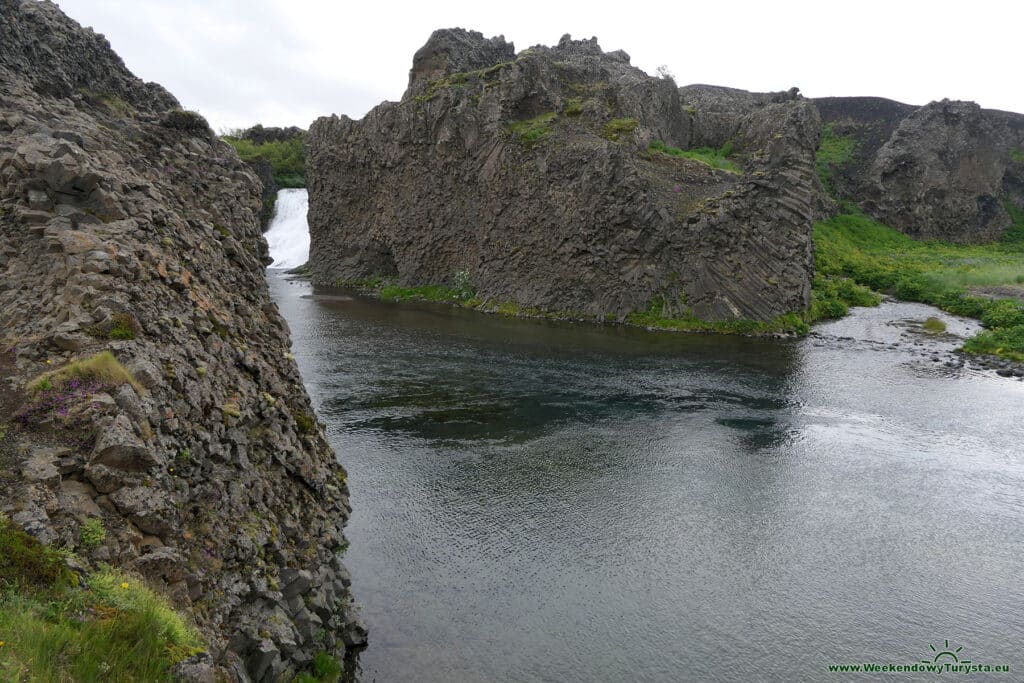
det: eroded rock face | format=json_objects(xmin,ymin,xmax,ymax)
[
  {"xmin": 308, "ymin": 29, "xmax": 820, "ymax": 322},
  {"xmin": 815, "ymin": 96, "xmax": 1024, "ymax": 242},
  {"xmin": 0, "ymin": 1, "xmax": 362, "ymax": 679}
]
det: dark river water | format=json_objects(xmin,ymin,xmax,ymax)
[{"xmin": 267, "ymin": 272, "xmax": 1024, "ymax": 682}]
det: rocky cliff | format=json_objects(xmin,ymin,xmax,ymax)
[
  {"xmin": 0, "ymin": 1, "xmax": 363, "ymax": 680},
  {"xmin": 815, "ymin": 96, "xmax": 1024, "ymax": 242},
  {"xmin": 308, "ymin": 30, "xmax": 821, "ymax": 322}
]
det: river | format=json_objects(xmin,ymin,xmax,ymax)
[{"xmin": 266, "ymin": 190, "xmax": 1024, "ymax": 682}]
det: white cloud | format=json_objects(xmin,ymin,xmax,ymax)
[{"xmin": 55, "ymin": 0, "xmax": 1024, "ymax": 132}]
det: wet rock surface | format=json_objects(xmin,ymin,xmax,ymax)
[
  {"xmin": 308, "ymin": 29, "xmax": 820, "ymax": 322},
  {"xmin": 0, "ymin": 1, "xmax": 362, "ymax": 679}
]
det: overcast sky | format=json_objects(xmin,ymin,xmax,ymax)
[{"xmin": 57, "ymin": 0, "xmax": 1023, "ymax": 133}]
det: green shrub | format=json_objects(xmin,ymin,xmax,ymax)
[
  {"xmin": 223, "ymin": 135, "xmax": 306, "ymax": 187},
  {"xmin": 452, "ymin": 270, "xmax": 475, "ymax": 300},
  {"xmin": 295, "ymin": 410, "xmax": 315, "ymax": 434},
  {"xmin": 980, "ymin": 299, "xmax": 1024, "ymax": 328},
  {"xmin": 922, "ymin": 317, "xmax": 947, "ymax": 333},
  {"xmin": 962, "ymin": 324, "xmax": 1024, "ymax": 361},
  {"xmin": 1002, "ymin": 198, "xmax": 1024, "ymax": 244},
  {"xmin": 107, "ymin": 313, "xmax": 137, "ymax": 340},
  {"xmin": 161, "ymin": 109, "xmax": 212, "ymax": 137},
  {"xmin": 79, "ymin": 518, "xmax": 106, "ymax": 549},
  {"xmin": 313, "ymin": 651, "xmax": 342, "ymax": 682}
]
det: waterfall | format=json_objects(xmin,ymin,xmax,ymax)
[{"xmin": 264, "ymin": 188, "xmax": 310, "ymax": 269}]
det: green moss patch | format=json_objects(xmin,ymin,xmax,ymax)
[
  {"xmin": 601, "ymin": 118, "xmax": 638, "ymax": 141},
  {"xmin": 648, "ymin": 139, "xmax": 741, "ymax": 173},
  {"xmin": 508, "ymin": 112, "xmax": 557, "ymax": 145}
]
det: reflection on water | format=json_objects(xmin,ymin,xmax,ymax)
[{"xmin": 268, "ymin": 274, "xmax": 1024, "ymax": 682}]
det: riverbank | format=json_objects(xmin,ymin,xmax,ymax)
[
  {"xmin": 815, "ymin": 209, "xmax": 1024, "ymax": 367},
  {"xmin": 294, "ymin": 205, "xmax": 1024, "ymax": 376}
]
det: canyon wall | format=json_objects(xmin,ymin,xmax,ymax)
[
  {"xmin": 0, "ymin": 1, "xmax": 363, "ymax": 680},
  {"xmin": 308, "ymin": 30, "xmax": 821, "ymax": 322}
]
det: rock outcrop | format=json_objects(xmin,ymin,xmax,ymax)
[
  {"xmin": 308, "ymin": 30, "xmax": 821, "ymax": 322},
  {"xmin": 0, "ymin": 1, "xmax": 363, "ymax": 680},
  {"xmin": 815, "ymin": 96, "xmax": 1024, "ymax": 242}
]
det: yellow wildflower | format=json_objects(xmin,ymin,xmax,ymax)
[{"xmin": 120, "ymin": 582, "xmax": 129, "ymax": 589}]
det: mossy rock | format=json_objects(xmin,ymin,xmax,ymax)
[{"xmin": 0, "ymin": 519, "xmax": 75, "ymax": 592}]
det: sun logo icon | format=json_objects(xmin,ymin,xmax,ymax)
[{"xmin": 922, "ymin": 640, "xmax": 971, "ymax": 665}]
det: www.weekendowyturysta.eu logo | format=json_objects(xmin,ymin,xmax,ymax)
[
  {"xmin": 826, "ymin": 640, "xmax": 1011, "ymax": 675},
  {"xmin": 923, "ymin": 639, "xmax": 969, "ymax": 666}
]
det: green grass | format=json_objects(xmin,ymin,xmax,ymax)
[
  {"xmin": 648, "ymin": 139, "xmax": 741, "ymax": 173},
  {"xmin": 1010, "ymin": 148, "xmax": 1024, "ymax": 164},
  {"xmin": 816, "ymin": 123, "xmax": 857, "ymax": 194},
  {"xmin": 814, "ymin": 210, "xmax": 1024, "ymax": 359},
  {"xmin": 508, "ymin": 112, "xmax": 557, "ymax": 144},
  {"xmin": 626, "ymin": 298, "xmax": 809, "ymax": 335},
  {"xmin": 808, "ymin": 274, "xmax": 883, "ymax": 321},
  {"xmin": 27, "ymin": 351, "xmax": 144, "ymax": 394},
  {"xmin": 601, "ymin": 118, "xmax": 639, "ymax": 142},
  {"xmin": 962, "ymin": 325, "xmax": 1024, "ymax": 361},
  {"xmin": 223, "ymin": 135, "xmax": 306, "ymax": 187},
  {"xmin": 0, "ymin": 518, "xmax": 204, "ymax": 681},
  {"xmin": 922, "ymin": 317, "xmax": 947, "ymax": 333}
]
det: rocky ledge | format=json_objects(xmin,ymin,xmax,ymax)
[
  {"xmin": 0, "ymin": 1, "xmax": 363, "ymax": 680},
  {"xmin": 307, "ymin": 29, "xmax": 822, "ymax": 322}
]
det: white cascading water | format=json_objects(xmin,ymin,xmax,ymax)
[{"xmin": 264, "ymin": 188, "xmax": 310, "ymax": 269}]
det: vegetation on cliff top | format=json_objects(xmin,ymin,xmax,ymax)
[
  {"xmin": 222, "ymin": 134, "xmax": 306, "ymax": 188},
  {"xmin": 0, "ymin": 517, "xmax": 203, "ymax": 681}
]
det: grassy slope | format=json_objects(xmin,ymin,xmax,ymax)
[
  {"xmin": 0, "ymin": 517, "xmax": 202, "ymax": 682},
  {"xmin": 815, "ymin": 210, "xmax": 1024, "ymax": 360}
]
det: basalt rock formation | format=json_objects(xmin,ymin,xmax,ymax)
[
  {"xmin": 815, "ymin": 96, "xmax": 1024, "ymax": 242},
  {"xmin": 308, "ymin": 30, "xmax": 821, "ymax": 322},
  {"xmin": 0, "ymin": 1, "xmax": 363, "ymax": 680}
]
